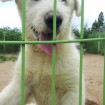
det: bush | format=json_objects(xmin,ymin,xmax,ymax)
[
  {"xmin": 84, "ymin": 32, "xmax": 105, "ymax": 54},
  {"xmin": 0, "ymin": 28, "xmax": 21, "ymax": 53},
  {"xmin": 0, "ymin": 54, "xmax": 17, "ymax": 63},
  {"xmin": 0, "ymin": 55, "xmax": 8, "ymax": 62}
]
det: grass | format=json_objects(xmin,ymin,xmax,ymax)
[{"xmin": 0, "ymin": 54, "xmax": 17, "ymax": 63}]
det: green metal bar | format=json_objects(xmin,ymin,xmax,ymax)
[
  {"xmin": 3, "ymin": 32, "xmax": 6, "ymax": 53},
  {"xmin": 79, "ymin": 45, "xmax": 83, "ymax": 105},
  {"xmin": 98, "ymin": 34, "xmax": 101, "ymax": 53},
  {"xmin": 0, "ymin": 38, "xmax": 105, "ymax": 44},
  {"xmin": 21, "ymin": 0, "xmax": 26, "ymax": 104},
  {"xmin": 51, "ymin": 46, "xmax": 56, "ymax": 105},
  {"xmin": 51, "ymin": 0, "xmax": 57, "ymax": 105},
  {"xmin": 103, "ymin": 33, "xmax": 105, "ymax": 105},
  {"xmin": 21, "ymin": 45, "xmax": 25, "ymax": 105},
  {"xmin": 79, "ymin": 0, "xmax": 84, "ymax": 104},
  {"xmin": 53, "ymin": 0, "xmax": 57, "ymax": 40}
]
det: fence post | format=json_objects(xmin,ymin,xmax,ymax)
[
  {"xmin": 98, "ymin": 33, "xmax": 101, "ymax": 53},
  {"xmin": 3, "ymin": 31, "xmax": 6, "ymax": 53}
]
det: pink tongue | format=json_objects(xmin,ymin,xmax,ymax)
[{"xmin": 38, "ymin": 33, "xmax": 59, "ymax": 56}]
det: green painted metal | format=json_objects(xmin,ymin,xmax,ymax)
[
  {"xmin": 21, "ymin": 0, "xmax": 26, "ymax": 104},
  {"xmin": 103, "ymin": 33, "xmax": 105, "ymax": 105},
  {"xmin": 79, "ymin": 0, "xmax": 84, "ymax": 104},
  {"xmin": 21, "ymin": 45, "xmax": 25, "ymax": 105},
  {"xmin": 98, "ymin": 34, "xmax": 101, "ymax": 53},
  {"xmin": 3, "ymin": 32, "xmax": 6, "ymax": 53},
  {"xmin": 51, "ymin": 46, "xmax": 56, "ymax": 105},
  {"xmin": 0, "ymin": 38, "xmax": 105, "ymax": 44},
  {"xmin": 51, "ymin": 0, "xmax": 57, "ymax": 105}
]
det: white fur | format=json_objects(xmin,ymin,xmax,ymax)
[{"xmin": 0, "ymin": 0, "xmax": 85, "ymax": 105}]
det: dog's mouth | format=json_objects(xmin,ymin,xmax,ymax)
[{"xmin": 31, "ymin": 26, "xmax": 59, "ymax": 56}]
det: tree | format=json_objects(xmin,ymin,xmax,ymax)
[
  {"xmin": 91, "ymin": 12, "xmax": 105, "ymax": 33},
  {"xmin": 72, "ymin": 28, "xmax": 80, "ymax": 38},
  {"xmin": 91, "ymin": 20, "xmax": 99, "ymax": 33},
  {"xmin": 103, "ymin": 23, "xmax": 105, "ymax": 31},
  {"xmin": 0, "ymin": 27, "xmax": 21, "ymax": 53},
  {"xmin": 98, "ymin": 12, "xmax": 104, "ymax": 28},
  {"xmin": 84, "ymin": 24, "xmax": 92, "ymax": 38}
]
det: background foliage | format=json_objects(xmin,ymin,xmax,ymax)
[
  {"xmin": 73, "ymin": 12, "xmax": 105, "ymax": 54},
  {"xmin": 0, "ymin": 27, "xmax": 21, "ymax": 53}
]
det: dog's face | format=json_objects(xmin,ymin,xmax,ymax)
[
  {"xmin": 26, "ymin": 0, "xmax": 79, "ymax": 36},
  {"xmin": 24, "ymin": 0, "xmax": 81, "ymax": 55},
  {"xmin": 2, "ymin": 0, "xmax": 81, "ymax": 55},
  {"xmin": 14, "ymin": 0, "xmax": 81, "ymax": 41}
]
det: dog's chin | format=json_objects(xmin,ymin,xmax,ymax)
[{"xmin": 31, "ymin": 26, "xmax": 59, "ymax": 56}]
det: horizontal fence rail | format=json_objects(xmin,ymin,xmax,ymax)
[{"xmin": 0, "ymin": 38, "xmax": 105, "ymax": 44}]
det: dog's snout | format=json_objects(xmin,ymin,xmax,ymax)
[{"xmin": 44, "ymin": 12, "xmax": 63, "ymax": 30}]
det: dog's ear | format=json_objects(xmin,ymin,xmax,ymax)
[
  {"xmin": 15, "ymin": 0, "xmax": 22, "ymax": 17},
  {"xmin": 74, "ymin": 0, "xmax": 81, "ymax": 16}
]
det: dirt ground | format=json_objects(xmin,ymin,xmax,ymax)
[
  {"xmin": 0, "ymin": 54, "xmax": 104, "ymax": 105},
  {"xmin": 84, "ymin": 54, "xmax": 104, "ymax": 105}
]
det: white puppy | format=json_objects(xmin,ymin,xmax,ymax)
[{"xmin": 0, "ymin": 0, "xmax": 85, "ymax": 105}]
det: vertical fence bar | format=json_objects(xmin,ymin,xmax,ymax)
[
  {"xmin": 103, "ymin": 33, "xmax": 105, "ymax": 105},
  {"xmin": 98, "ymin": 33, "xmax": 101, "ymax": 53},
  {"xmin": 3, "ymin": 32, "xmax": 6, "ymax": 53},
  {"xmin": 79, "ymin": 0, "xmax": 84, "ymax": 105},
  {"xmin": 21, "ymin": 0, "xmax": 26, "ymax": 105},
  {"xmin": 21, "ymin": 43, "xmax": 25, "ymax": 105},
  {"xmin": 51, "ymin": 0, "xmax": 57, "ymax": 105}
]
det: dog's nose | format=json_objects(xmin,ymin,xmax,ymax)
[{"xmin": 44, "ymin": 12, "xmax": 63, "ymax": 30}]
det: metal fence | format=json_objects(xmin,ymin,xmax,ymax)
[{"xmin": 0, "ymin": 0, "xmax": 105, "ymax": 105}]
